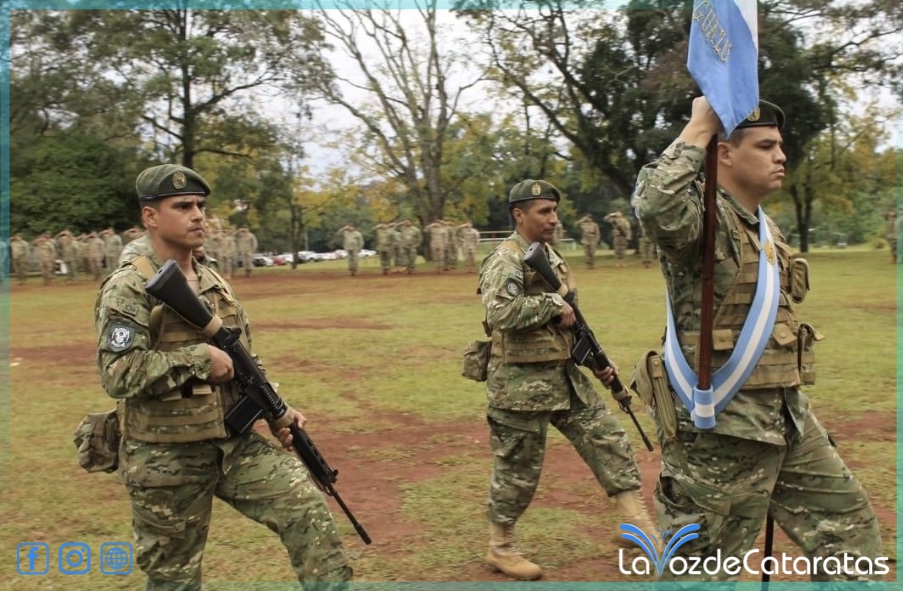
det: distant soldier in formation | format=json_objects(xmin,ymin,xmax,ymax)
[
  {"xmin": 424, "ymin": 219, "xmax": 448, "ymax": 273},
  {"xmin": 604, "ymin": 211, "xmax": 632, "ymax": 268},
  {"xmin": 336, "ymin": 223, "xmax": 363, "ymax": 276},
  {"xmin": 637, "ymin": 223, "xmax": 656, "ymax": 269},
  {"xmin": 373, "ymin": 223, "xmax": 393, "ymax": 275},
  {"xmin": 550, "ymin": 220, "xmax": 566, "ymax": 247},
  {"xmin": 85, "ymin": 231, "xmax": 105, "ymax": 281},
  {"xmin": 57, "ymin": 230, "xmax": 80, "ymax": 283},
  {"xmin": 33, "ymin": 233, "xmax": 56, "ymax": 285},
  {"xmin": 102, "ymin": 227, "xmax": 123, "ymax": 272},
  {"xmin": 577, "ymin": 214, "xmax": 601, "ymax": 269},
  {"xmin": 459, "ymin": 221, "xmax": 481, "ymax": 273},
  {"xmin": 387, "ymin": 222, "xmax": 403, "ymax": 272},
  {"xmin": 10, "ymin": 233, "xmax": 30, "ymax": 284},
  {"xmin": 399, "ymin": 219, "xmax": 422, "ymax": 274},
  {"xmin": 219, "ymin": 227, "xmax": 236, "ymax": 279},
  {"xmin": 444, "ymin": 220, "xmax": 459, "ymax": 270},
  {"xmin": 886, "ymin": 210, "xmax": 898, "ymax": 264},
  {"xmin": 234, "ymin": 226, "xmax": 259, "ymax": 278}
]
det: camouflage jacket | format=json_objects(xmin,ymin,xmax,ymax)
[
  {"xmin": 478, "ymin": 231, "xmax": 603, "ymax": 411},
  {"xmin": 95, "ymin": 252, "xmax": 250, "ymax": 400},
  {"xmin": 634, "ymin": 139, "xmax": 808, "ymax": 444}
]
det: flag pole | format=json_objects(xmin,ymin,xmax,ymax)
[{"xmin": 698, "ymin": 135, "xmax": 718, "ymax": 392}]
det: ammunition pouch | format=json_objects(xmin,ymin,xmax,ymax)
[
  {"xmin": 789, "ymin": 256, "xmax": 810, "ymax": 304},
  {"xmin": 629, "ymin": 350, "xmax": 678, "ymax": 442},
  {"xmin": 797, "ymin": 322, "xmax": 824, "ymax": 385},
  {"xmin": 462, "ymin": 339, "xmax": 491, "ymax": 382},
  {"xmin": 73, "ymin": 409, "xmax": 121, "ymax": 473}
]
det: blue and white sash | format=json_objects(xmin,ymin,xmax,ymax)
[{"xmin": 663, "ymin": 207, "xmax": 781, "ymax": 429}]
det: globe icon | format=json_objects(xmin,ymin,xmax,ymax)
[{"xmin": 103, "ymin": 546, "xmax": 129, "ymax": 571}]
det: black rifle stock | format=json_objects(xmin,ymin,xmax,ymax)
[
  {"xmin": 145, "ymin": 260, "xmax": 371, "ymax": 544},
  {"xmin": 523, "ymin": 242, "xmax": 654, "ymax": 451}
]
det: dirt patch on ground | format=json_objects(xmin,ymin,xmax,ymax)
[{"xmin": 281, "ymin": 391, "xmax": 897, "ymax": 583}]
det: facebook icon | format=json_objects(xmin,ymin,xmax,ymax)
[{"xmin": 16, "ymin": 542, "xmax": 50, "ymax": 575}]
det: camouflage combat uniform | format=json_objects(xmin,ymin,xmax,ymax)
[
  {"xmin": 480, "ymin": 231, "xmax": 643, "ymax": 525},
  {"xmin": 604, "ymin": 212, "xmax": 632, "ymax": 266},
  {"xmin": 336, "ymin": 226, "xmax": 363, "ymax": 276},
  {"xmin": 399, "ymin": 221, "xmax": 422, "ymax": 274},
  {"xmin": 95, "ymin": 251, "xmax": 351, "ymax": 590},
  {"xmin": 634, "ymin": 135, "xmax": 883, "ymax": 582},
  {"xmin": 577, "ymin": 216, "xmax": 600, "ymax": 269},
  {"xmin": 373, "ymin": 223, "xmax": 393, "ymax": 274}
]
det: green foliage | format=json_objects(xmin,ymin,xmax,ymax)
[{"xmin": 9, "ymin": 133, "xmax": 139, "ymax": 235}]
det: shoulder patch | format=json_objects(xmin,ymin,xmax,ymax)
[
  {"xmin": 505, "ymin": 280, "xmax": 521, "ymax": 296},
  {"xmin": 108, "ymin": 323, "xmax": 135, "ymax": 352}
]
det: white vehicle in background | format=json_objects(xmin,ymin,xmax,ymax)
[{"xmin": 359, "ymin": 249, "xmax": 377, "ymax": 258}]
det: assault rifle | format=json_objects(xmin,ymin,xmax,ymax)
[
  {"xmin": 145, "ymin": 260, "xmax": 371, "ymax": 544},
  {"xmin": 523, "ymin": 242, "xmax": 654, "ymax": 452}
]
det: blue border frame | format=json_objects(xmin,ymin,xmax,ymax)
[{"xmin": 0, "ymin": 2, "xmax": 898, "ymax": 590}]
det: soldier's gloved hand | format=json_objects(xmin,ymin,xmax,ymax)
[
  {"xmin": 207, "ymin": 345, "xmax": 235, "ymax": 384},
  {"xmin": 269, "ymin": 407, "xmax": 308, "ymax": 451}
]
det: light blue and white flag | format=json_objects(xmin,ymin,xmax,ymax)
[{"xmin": 687, "ymin": 0, "xmax": 759, "ymax": 135}]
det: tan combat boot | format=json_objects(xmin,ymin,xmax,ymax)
[
  {"xmin": 613, "ymin": 490, "xmax": 659, "ymax": 549},
  {"xmin": 485, "ymin": 522, "xmax": 543, "ymax": 580}
]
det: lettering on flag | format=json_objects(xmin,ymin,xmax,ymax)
[{"xmin": 687, "ymin": 0, "xmax": 759, "ymax": 135}]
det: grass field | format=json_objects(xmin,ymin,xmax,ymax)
[{"xmin": 1, "ymin": 245, "xmax": 897, "ymax": 590}]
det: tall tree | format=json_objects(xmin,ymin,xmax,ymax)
[
  {"xmin": 12, "ymin": 9, "xmax": 332, "ymax": 168},
  {"xmin": 310, "ymin": 0, "xmax": 488, "ymax": 223}
]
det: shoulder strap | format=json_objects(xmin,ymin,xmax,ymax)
[{"xmin": 128, "ymin": 255, "xmax": 164, "ymax": 342}]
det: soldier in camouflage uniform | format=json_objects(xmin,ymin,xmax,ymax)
[
  {"xmin": 577, "ymin": 214, "xmax": 601, "ymax": 269},
  {"xmin": 373, "ymin": 223, "xmax": 393, "ymax": 275},
  {"xmin": 637, "ymin": 223, "xmax": 656, "ymax": 269},
  {"xmin": 102, "ymin": 227, "xmax": 123, "ymax": 273},
  {"xmin": 85, "ymin": 231, "xmax": 105, "ymax": 281},
  {"xmin": 399, "ymin": 219, "xmax": 422, "ymax": 274},
  {"xmin": 604, "ymin": 211, "xmax": 632, "ymax": 268},
  {"xmin": 336, "ymin": 224, "xmax": 363, "ymax": 276},
  {"xmin": 33, "ymin": 234, "xmax": 56, "ymax": 285},
  {"xmin": 95, "ymin": 164, "xmax": 352, "ymax": 590},
  {"xmin": 57, "ymin": 230, "xmax": 80, "ymax": 283},
  {"xmin": 634, "ymin": 98, "xmax": 883, "ymax": 582},
  {"xmin": 478, "ymin": 179, "xmax": 656, "ymax": 581},
  {"xmin": 10, "ymin": 233, "xmax": 30, "ymax": 284},
  {"xmin": 424, "ymin": 220, "xmax": 447, "ymax": 273},
  {"xmin": 460, "ymin": 221, "xmax": 481, "ymax": 273},
  {"xmin": 234, "ymin": 226, "xmax": 258, "ymax": 278}
]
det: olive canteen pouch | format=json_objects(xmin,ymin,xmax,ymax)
[
  {"xmin": 462, "ymin": 340, "xmax": 491, "ymax": 382},
  {"xmin": 74, "ymin": 409, "xmax": 121, "ymax": 473}
]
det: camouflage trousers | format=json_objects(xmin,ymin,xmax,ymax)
[
  {"xmin": 486, "ymin": 394, "xmax": 642, "ymax": 525},
  {"xmin": 402, "ymin": 246, "xmax": 418, "ymax": 272},
  {"xmin": 654, "ymin": 410, "xmax": 883, "ymax": 583},
  {"xmin": 583, "ymin": 244, "xmax": 596, "ymax": 268},
  {"xmin": 121, "ymin": 432, "xmax": 351, "ymax": 591},
  {"xmin": 346, "ymin": 250, "xmax": 359, "ymax": 274},
  {"xmin": 378, "ymin": 249, "xmax": 392, "ymax": 272}
]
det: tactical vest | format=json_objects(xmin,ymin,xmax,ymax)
[
  {"xmin": 118, "ymin": 256, "xmax": 246, "ymax": 444},
  {"xmin": 677, "ymin": 208, "xmax": 818, "ymax": 390},
  {"xmin": 490, "ymin": 240, "xmax": 576, "ymax": 365}
]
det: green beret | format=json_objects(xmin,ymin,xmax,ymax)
[
  {"xmin": 508, "ymin": 179, "xmax": 561, "ymax": 207},
  {"xmin": 736, "ymin": 100, "xmax": 785, "ymax": 131},
  {"xmin": 136, "ymin": 164, "xmax": 211, "ymax": 202}
]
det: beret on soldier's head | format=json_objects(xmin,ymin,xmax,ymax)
[
  {"xmin": 508, "ymin": 179, "xmax": 561, "ymax": 208},
  {"xmin": 736, "ymin": 100, "xmax": 785, "ymax": 131},
  {"xmin": 136, "ymin": 164, "xmax": 211, "ymax": 202}
]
